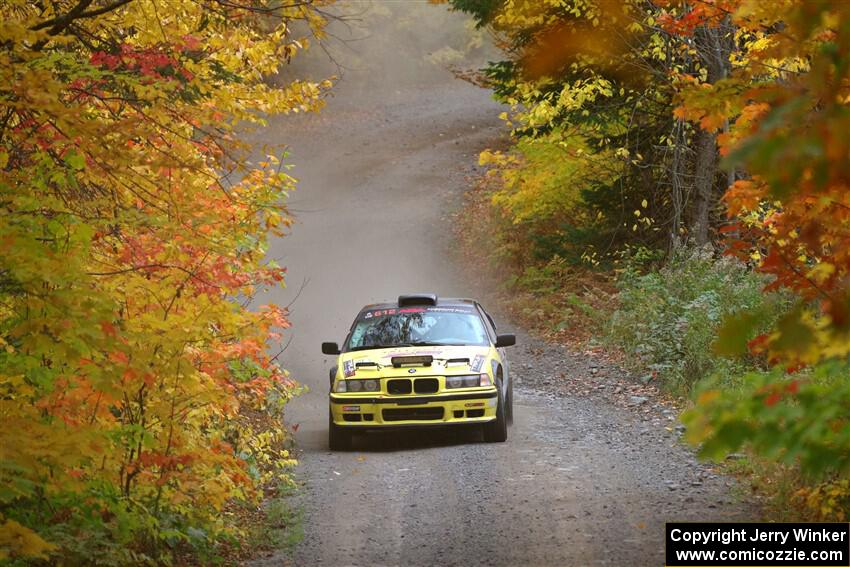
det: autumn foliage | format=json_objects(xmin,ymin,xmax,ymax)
[
  {"xmin": 0, "ymin": 0, "xmax": 330, "ymax": 562},
  {"xmin": 671, "ymin": 0, "xmax": 850, "ymax": 489},
  {"xmin": 450, "ymin": 0, "xmax": 850, "ymax": 517}
]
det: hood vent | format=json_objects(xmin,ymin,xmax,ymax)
[{"xmin": 391, "ymin": 355, "xmax": 433, "ymax": 368}]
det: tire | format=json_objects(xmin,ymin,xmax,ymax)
[
  {"xmin": 505, "ymin": 376, "xmax": 514, "ymax": 425},
  {"xmin": 483, "ymin": 386, "xmax": 508, "ymax": 443},
  {"xmin": 328, "ymin": 409, "xmax": 352, "ymax": 451}
]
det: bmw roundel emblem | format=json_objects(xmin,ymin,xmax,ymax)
[{"xmin": 408, "ymin": 368, "xmax": 416, "ymax": 374}]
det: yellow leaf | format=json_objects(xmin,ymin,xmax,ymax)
[
  {"xmin": 0, "ymin": 520, "xmax": 56, "ymax": 560},
  {"xmin": 697, "ymin": 390, "xmax": 720, "ymax": 405},
  {"xmin": 806, "ymin": 262, "xmax": 835, "ymax": 284}
]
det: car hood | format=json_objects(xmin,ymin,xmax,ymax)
[{"xmin": 337, "ymin": 345, "xmax": 491, "ymax": 378}]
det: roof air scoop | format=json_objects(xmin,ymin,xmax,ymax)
[{"xmin": 398, "ymin": 293, "xmax": 438, "ymax": 307}]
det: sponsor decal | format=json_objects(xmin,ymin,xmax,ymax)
[
  {"xmin": 427, "ymin": 306, "xmax": 476, "ymax": 314},
  {"xmin": 464, "ymin": 402, "xmax": 485, "ymax": 407},
  {"xmin": 343, "ymin": 359, "xmax": 356, "ymax": 378},
  {"xmin": 342, "ymin": 406, "xmax": 360, "ymax": 412},
  {"xmin": 398, "ymin": 307, "xmax": 425, "ymax": 314},
  {"xmin": 361, "ymin": 308, "xmax": 397, "ymax": 319},
  {"xmin": 386, "ymin": 349, "xmax": 442, "ymax": 358},
  {"xmin": 470, "ymin": 354, "xmax": 485, "ymax": 372},
  {"xmin": 358, "ymin": 306, "xmax": 474, "ymax": 320}
]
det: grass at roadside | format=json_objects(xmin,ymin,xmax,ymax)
[
  {"xmin": 251, "ymin": 483, "xmax": 304, "ymax": 556},
  {"xmin": 174, "ymin": 404, "xmax": 303, "ymax": 566},
  {"xmin": 261, "ymin": 483, "xmax": 305, "ymax": 553},
  {"xmin": 605, "ymin": 249, "xmax": 790, "ymax": 396},
  {"xmin": 186, "ymin": 478, "xmax": 303, "ymax": 565},
  {"xmin": 726, "ymin": 457, "xmax": 850, "ymax": 522}
]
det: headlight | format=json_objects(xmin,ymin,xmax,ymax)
[
  {"xmin": 337, "ymin": 379, "xmax": 379, "ymax": 393},
  {"xmin": 446, "ymin": 373, "xmax": 490, "ymax": 389}
]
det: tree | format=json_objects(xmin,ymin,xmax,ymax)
[
  {"xmin": 0, "ymin": 0, "xmax": 331, "ymax": 561},
  {"xmin": 667, "ymin": 0, "xmax": 850, "ymax": 486},
  {"xmin": 450, "ymin": 0, "xmax": 850, "ymax": 510},
  {"xmin": 446, "ymin": 0, "xmax": 739, "ymax": 255}
]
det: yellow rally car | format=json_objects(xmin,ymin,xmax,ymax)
[{"xmin": 321, "ymin": 294, "xmax": 516, "ymax": 450}]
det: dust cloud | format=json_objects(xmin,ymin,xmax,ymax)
[{"xmin": 280, "ymin": 1, "xmax": 499, "ymax": 100}]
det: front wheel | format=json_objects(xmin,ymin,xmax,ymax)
[
  {"xmin": 483, "ymin": 388, "xmax": 508, "ymax": 443},
  {"xmin": 328, "ymin": 410, "xmax": 352, "ymax": 451}
]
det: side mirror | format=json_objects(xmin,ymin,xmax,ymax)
[
  {"xmin": 322, "ymin": 342, "xmax": 341, "ymax": 355},
  {"xmin": 495, "ymin": 334, "xmax": 516, "ymax": 348}
]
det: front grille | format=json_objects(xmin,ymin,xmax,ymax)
[
  {"xmin": 387, "ymin": 379, "xmax": 412, "ymax": 395},
  {"xmin": 383, "ymin": 407, "xmax": 444, "ymax": 422},
  {"xmin": 343, "ymin": 414, "xmax": 362, "ymax": 422},
  {"xmin": 466, "ymin": 409, "xmax": 484, "ymax": 418},
  {"xmin": 414, "ymin": 378, "xmax": 439, "ymax": 394}
]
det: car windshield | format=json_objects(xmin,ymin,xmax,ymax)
[{"xmin": 346, "ymin": 306, "xmax": 489, "ymax": 351}]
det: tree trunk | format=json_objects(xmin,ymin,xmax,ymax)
[
  {"xmin": 670, "ymin": 118, "xmax": 685, "ymax": 252},
  {"xmin": 691, "ymin": 127, "xmax": 717, "ymax": 246},
  {"xmin": 689, "ymin": 20, "xmax": 735, "ymax": 246}
]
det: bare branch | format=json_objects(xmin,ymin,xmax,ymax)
[{"xmin": 32, "ymin": 0, "xmax": 134, "ymax": 35}]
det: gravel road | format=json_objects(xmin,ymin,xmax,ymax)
[{"xmin": 250, "ymin": 7, "xmax": 756, "ymax": 566}]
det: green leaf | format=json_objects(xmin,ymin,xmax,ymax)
[
  {"xmin": 772, "ymin": 305, "xmax": 815, "ymax": 357},
  {"xmin": 64, "ymin": 151, "xmax": 86, "ymax": 171},
  {"xmin": 713, "ymin": 303, "xmax": 772, "ymax": 356}
]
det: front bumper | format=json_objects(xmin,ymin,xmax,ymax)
[{"xmin": 329, "ymin": 389, "xmax": 498, "ymax": 428}]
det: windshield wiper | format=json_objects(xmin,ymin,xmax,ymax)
[
  {"xmin": 349, "ymin": 341, "xmax": 467, "ymax": 352},
  {"xmin": 349, "ymin": 343, "xmax": 428, "ymax": 351},
  {"xmin": 348, "ymin": 344, "xmax": 400, "ymax": 352}
]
